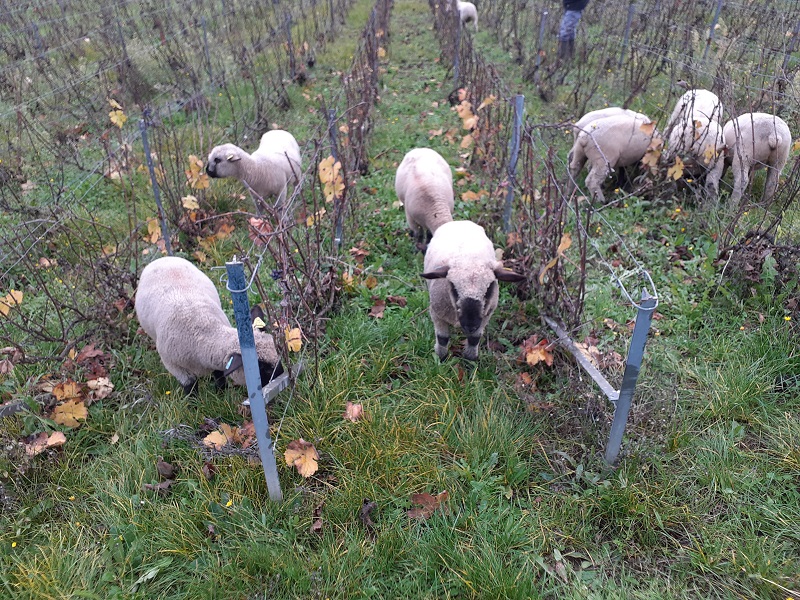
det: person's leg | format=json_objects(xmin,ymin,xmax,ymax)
[{"xmin": 558, "ymin": 9, "xmax": 582, "ymax": 59}]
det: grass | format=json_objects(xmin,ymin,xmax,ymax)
[{"xmin": 1, "ymin": 0, "xmax": 800, "ymax": 598}]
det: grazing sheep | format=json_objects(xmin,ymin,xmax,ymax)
[
  {"xmin": 666, "ymin": 89, "xmax": 724, "ymax": 130},
  {"xmin": 722, "ymin": 112, "xmax": 792, "ymax": 205},
  {"xmin": 665, "ymin": 117, "xmax": 726, "ymax": 196},
  {"xmin": 567, "ymin": 112, "xmax": 658, "ymax": 203},
  {"xmin": 135, "ymin": 256, "xmax": 283, "ymax": 395},
  {"xmin": 421, "ymin": 220, "xmax": 525, "ymax": 361},
  {"xmin": 395, "ymin": 148, "xmax": 454, "ymax": 250},
  {"xmin": 572, "ymin": 107, "xmax": 649, "ymax": 140},
  {"xmin": 456, "ymin": 1, "xmax": 478, "ymax": 31},
  {"xmin": 206, "ymin": 129, "xmax": 301, "ymax": 212}
]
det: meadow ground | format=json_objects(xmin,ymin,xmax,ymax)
[{"xmin": 1, "ymin": 0, "xmax": 799, "ymax": 598}]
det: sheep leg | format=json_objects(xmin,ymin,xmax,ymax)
[
  {"xmin": 463, "ymin": 335, "xmax": 481, "ymax": 361},
  {"xmin": 704, "ymin": 158, "xmax": 724, "ymax": 198},
  {"xmin": 182, "ymin": 378, "xmax": 198, "ymax": 396},
  {"xmin": 433, "ymin": 318, "xmax": 451, "ymax": 361},
  {"xmin": 762, "ymin": 164, "xmax": 781, "ymax": 204},
  {"xmin": 729, "ymin": 156, "xmax": 749, "ymax": 206},
  {"xmin": 585, "ymin": 164, "xmax": 609, "ymax": 204},
  {"xmin": 212, "ymin": 369, "xmax": 227, "ymax": 390}
]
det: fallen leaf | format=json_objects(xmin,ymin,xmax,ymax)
[
  {"xmin": 24, "ymin": 431, "xmax": 67, "ymax": 457},
  {"xmin": 186, "ymin": 155, "xmax": 210, "ymax": 190},
  {"xmin": 202, "ymin": 461, "xmax": 216, "ymax": 481},
  {"xmin": 156, "ymin": 457, "xmax": 177, "ymax": 480},
  {"xmin": 181, "ymin": 195, "xmax": 199, "ymax": 210},
  {"xmin": 51, "ymin": 399, "xmax": 88, "ymax": 428},
  {"xmin": 202, "ymin": 423, "xmax": 236, "ymax": 450},
  {"xmin": 109, "ymin": 109, "xmax": 127, "ymax": 128},
  {"xmin": 386, "ymin": 295, "xmax": 407, "ymax": 307},
  {"xmin": 363, "ymin": 275, "xmax": 378, "ymax": 289},
  {"xmin": 359, "ymin": 498, "xmax": 377, "ymax": 529},
  {"xmin": 142, "ymin": 479, "xmax": 174, "ymax": 494},
  {"xmin": 87, "ymin": 377, "xmax": 114, "ymax": 401},
  {"xmin": 343, "ymin": 402, "xmax": 364, "ymax": 422},
  {"xmin": 0, "ymin": 290, "xmax": 23, "ymax": 317},
  {"xmin": 284, "ymin": 439, "xmax": 319, "ymax": 478},
  {"xmin": 52, "ymin": 380, "xmax": 83, "ymax": 402},
  {"xmin": 407, "ymin": 490, "xmax": 449, "ymax": 520},
  {"xmin": 520, "ymin": 335, "xmax": 554, "ymax": 367},
  {"xmin": 110, "ymin": 433, "xmax": 119, "ymax": 445},
  {"xmin": 368, "ymin": 298, "xmax": 386, "ymax": 319},
  {"xmin": 233, "ymin": 421, "xmax": 256, "ymax": 449},
  {"xmin": 310, "ymin": 501, "xmax": 324, "ymax": 534},
  {"xmin": 0, "ymin": 359, "xmax": 13, "ymax": 375},
  {"xmin": 74, "ymin": 343, "xmax": 104, "ymax": 363},
  {"xmin": 667, "ymin": 156, "xmax": 684, "ymax": 181}
]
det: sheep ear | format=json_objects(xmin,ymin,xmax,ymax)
[
  {"xmin": 420, "ymin": 267, "xmax": 450, "ymax": 280},
  {"xmin": 494, "ymin": 267, "xmax": 526, "ymax": 283},
  {"xmin": 226, "ymin": 154, "xmax": 241, "ymax": 162},
  {"xmin": 223, "ymin": 353, "xmax": 243, "ymax": 377},
  {"xmin": 250, "ymin": 305, "xmax": 265, "ymax": 324}
]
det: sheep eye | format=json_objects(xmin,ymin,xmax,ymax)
[
  {"xmin": 450, "ymin": 283, "xmax": 459, "ymax": 300},
  {"xmin": 485, "ymin": 281, "xmax": 497, "ymax": 301},
  {"xmin": 214, "ymin": 157, "xmax": 222, "ymax": 164}
]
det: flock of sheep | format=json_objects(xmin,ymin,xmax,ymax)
[
  {"xmin": 568, "ymin": 88, "xmax": 793, "ymax": 206},
  {"xmin": 132, "ymin": 4, "xmax": 794, "ymax": 395}
]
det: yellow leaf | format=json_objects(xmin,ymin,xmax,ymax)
[
  {"xmin": 52, "ymin": 399, "xmax": 88, "ymax": 428},
  {"xmin": 181, "ymin": 195, "xmax": 199, "ymax": 210},
  {"xmin": 306, "ymin": 207, "xmax": 327, "ymax": 227},
  {"xmin": 477, "ymin": 95, "xmax": 496, "ymax": 111},
  {"xmin": 538, "ymin": 256, "xmax": 559, "ymax": 284},
  {"xmin": 185, "ymin": 155, "xmax": 210, "ymax": 190},
  {"xmin": 557, "ymin": 232, "xmax": 572, "ymax": 257},
  {"xmin": 284, "ymin": 438, "xmax": 319, "ymax": 477},
  {"xmin": 52, "ymin": 380, "xmax": 82, "ymax": 402},
  {"xmin": 792, "ymin": 139, "xmax": 800, "ymax": 152},
  {"xmin": 377, "ymin": 47, "xmax": 386, "ymax": 58},
  {"xmin": 318, "ymin": 156, "xmax": 336, "ymax": 184},
  {"xmin": 462, "ymin": 115, "xmax": 478, "ymax": 130},
  {"xmin": 252, "ymin": 316, "xmax": 266, "ymax": 330},
  {"xmin": 363, "ymin": 275, "xmax": 378, "ymax": 289},
  {"xmin": 109, "ymin": 110, "xmax": 127, "ymax": 128},
  {"xmin": 639, "ymin": 121, "xmax": 656, "ymax": 136},
  {"xmin": 146, "ymin": 218, "xmax": 161, "ymax": 244},
  {"xmin": 460, "ymin": 134, "xmax": 474, "ymax": 149},
  {"xmin": 193, "ymin": 250, "xmax": 208, "ymax": 263},
  {"xmin": 285, "ymin": 327, "xmax": 302, "ymax": 352},
  {"xmin": 108, "ymin": 98, "xmax": 123, "ymax": 110},
  {"xmin": 203, "ymin": 424, "xmax": 235, "ymax": 450},
  {"xmin": 667, "ymin": 156, "xmax": 684, "ymax": 181},
  {"xmin": 0, "ymin": 289, "xmax": 23, "ymax": 317},
  {"xmin": 703, "ymin": 144, "xmax": 719, "ymax": 164}
]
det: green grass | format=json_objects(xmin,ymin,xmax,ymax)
[{"xmin": 1, "ymin": 0, "xmax": 800, "ymax": 598}]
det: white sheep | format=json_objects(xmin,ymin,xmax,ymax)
[
  {"xmin": 395, "ymin": 148, "xmax": 454, "ymax": 250},
  {"xmin": 722, "ymin": 112, "xmax": 792, "ymax": 205},
  {"xmin": 567, "ymin": 112, "xmax": 658, "ymax": 203},
  {"xmin": 666, "ymin": 89, "xmax": 724, "ymax": 132},
  {"xmin": 206, "ymin": 129, "xmax": 301, "ymax": 213},
  {"xmin": 572, "ymin": 107, "xmax": 648, "ymax": 141},
  {"xmin": 421, "ymin": 220, "xmax": 525, "ymax": 361},
  {"xmin": 135, "ymin": 256, "xmax": 283, "ymax": 395},
  {"xmin": 456, "ymin": 1, "xmax": 478, "ymax": 31},
  {"xmin": 665, "ymin": 117, "xmax": 726, "ymax": 196}
]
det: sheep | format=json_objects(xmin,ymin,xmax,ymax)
[
  {"xmin": 665, "ymin": 89, "xmax": 724, "ymax": 132},
  {"xmin": 567, "ymin": 112, "xmax": 659, "ymax": 204},
  {"xmin": 722, "ymin": 112, "xmax": 792, "ymax": 205},
  {"xmin": 205, "ymin": 129, "xmax": 301, "ymax": 213},
  {"xmin": 572, "ymin": 107, "xmax": 649, "ymax": 141},
  {"xmin": 456, "ymin": 1, "xmax": 478, "ymax": 31},
  {"xmin": 421, "ymin": 220, "xmax": 525, "ymax": 361},
  {"xmin": 665, "ymin": 117, "xmax": 726, "ymax": 196},
  {"xmin": 135, "ymin": 256, "xmax": 283, "ymax": 395},
  {"xmin": 395, "ymin": 148, "xmax": 454, "ymax": 251}
]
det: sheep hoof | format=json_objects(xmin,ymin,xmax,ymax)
[{"xmin": 182, "ymin": 379, "xmax": 199, "ymax": 396}]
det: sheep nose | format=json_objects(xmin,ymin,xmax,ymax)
[{"xmin": 205, "ymin": 163, "xmax": 215, "ymax": 176}]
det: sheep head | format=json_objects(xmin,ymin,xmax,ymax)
[
  {"xmin": 222, "ymin": 305, "xmax": 283, "ymax": 387},
  {"xmin": 206, "ymin": 143, "xmax": 246, "ymax": 179}
]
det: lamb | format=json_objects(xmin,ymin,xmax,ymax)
[
  {"xmin": 205, "ymin": 129, "xmax": 301, "ymax": 213},
  {"xmin": 456, "ymin": 1, "xmax": 478, "ymax": 31},
  {"xmin": 567, "ymin": 112, "xmax": 658, "ymax": 203},
  {"xmin": 722, "ymin": 112, "xmax": 792, "ymax": 205},
  {"xmin": 421, "ymin": 220, "xmax": 525, "ymax": 361},
  {"xmin": 665, "ymin": 89, "xmax": 724, "ymax": 132},
  {"xmin": 395, "ymin": 148, "xmax": 454, "ymax": 250},
  {"xmin": 135, "ymin": 256, "xmax": 283, "ymax": 395}
]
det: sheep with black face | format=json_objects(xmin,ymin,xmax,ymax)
[
  {"xmin": 421, "ymin": 220, "xmax": 525, "ymax": 361},
  {"xmin": 135, "ymin": 256, "xmax": 283, "ymax": 395}
]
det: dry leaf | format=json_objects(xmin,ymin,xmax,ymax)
[
  {"xmin": 368, "ymin": 298, "xmax": 386, "ymax": 319},
  {"xmin": 407, "ymin": 490, "xmax": 449, "ymax": 520},
  {"xmin": 285, "ymin": 327, "xmax": 302, "ymax": 352},
  {"xmin": 667, "ymin": 156, "xmax": 684, "ymax": 181},
  {"xmin": 52, "ymin": 380, "xmax": 83, "ymax": 402},
  {"xmin": 284, "ymin": 438, "xmax": 319, "ymax": 478},
  {"xmin": 142, "ymin": 479, "xmax": 174, "ymax": 494},
  {"xmin": 521, "ymin": 336, "xmax": 554, "ymax": 367},
  {"xmin": 386, "ymin": 295, "xmax": 407, "ymax": 307},
  {"xmin": 639, "ymin": 121, "xmax": 656, "ymax": 136},
  {"xmin": 109, "ymin": 109, "xmax": 127, "ymax": 128},
  {"xmin": 24, "ymin": 431, "xmax": 67, "ymax": 457},
  {"xmin": 181, "ymin": 195, "xmax": 199, "ymax": 210},
  {"xmin": 156, "ymin": 457, "xmax": 177, "ymax": 480},
  {"xmin": 202, "ymin": 423, "xmax": 236, "ymax": 450},
  {"xmin": 0, "ymin": 290, "xmax": 23, "ymax": 317},
  {"xmin": 87, "ymin": 377, "xmax": 114, "ymax": 400},
  {"xmin": 186, "ymin": 155, "xmax": 210, "ymax": 190},
  {"xmin": 52, "ymin": 399, "xmax": 88, "ymax": 428},
  {"xmin": 343, "ymin": 401, "xmax": 364, "ymax": 422},
  {"xmin": 363, "ymin": 275, "xmax": 378, "ymax": 289},
  {"xmin": 477, "ymin": 95, "xmax": 496, "ymax": 111}
]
